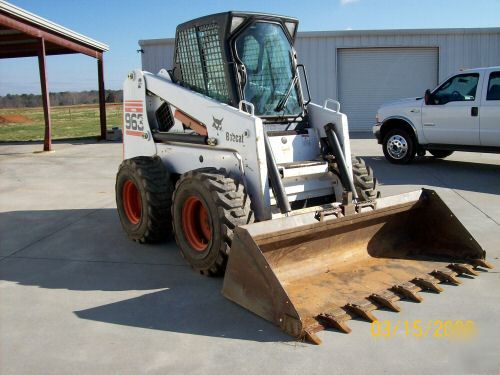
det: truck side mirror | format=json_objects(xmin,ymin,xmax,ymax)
[{"xmin": 424, "ymin": 89, "xmax": 432, "ymax": 105}]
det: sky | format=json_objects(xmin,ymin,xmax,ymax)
[{"xmin": 1, "ymin": 0, "xmax": 499, "ymax": 96}]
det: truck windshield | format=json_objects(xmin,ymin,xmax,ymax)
[{"xmin": 235, "ymin": 22, "xmax": 301, "ymax": 117}]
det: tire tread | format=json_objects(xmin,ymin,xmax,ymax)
[
  {"xmin": 352, "ymin": 156, "xmax": 380, "ymax": 201},
  {"xmin": 172, "ymin": 168, "xmax": 253, "ymax": 276},
  {"xmin": 116, "ymin": 156, "xmax": 173, "ymax": 243}
]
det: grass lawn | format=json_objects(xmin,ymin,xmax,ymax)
[{"xmin": 0, "ymin": 103, "xmax": 122, "ymax": 142}]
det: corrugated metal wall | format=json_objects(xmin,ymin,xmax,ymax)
[
  {"xmin": 140, "ymin": 38, "xmax": 175, "ymax": 75},
  {"xmin": 294, "ymin": 29, "xmax": 500, "ymax": 103},
  {"xmin": 337, "ymin": 47, "xmax": 439, "ymax": 131},
  {"xmin": 139, "ymin": 28, "xmax": 500, "ymax": 118}
]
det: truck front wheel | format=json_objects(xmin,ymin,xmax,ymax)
[{"xmin": 382, "ymin": 128, "xmax": 416, "ymax": 164}]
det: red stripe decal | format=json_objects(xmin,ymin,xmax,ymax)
[{"xmin": 126, "ymin": 130, "xmax": 143, "ymax": 137}]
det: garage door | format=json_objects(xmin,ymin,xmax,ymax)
[{"xmin": 338, "ymin": 47, "xmax": 438, "ymax": 132}]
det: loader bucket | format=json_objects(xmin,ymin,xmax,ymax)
[{"xmin": 222, "ymin": 189, "xmax": 492, "ymax": 344}]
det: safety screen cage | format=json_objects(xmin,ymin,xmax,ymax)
[{"xmin": 174, "ymin": 23, "xmax": 230, "ymax": 103}]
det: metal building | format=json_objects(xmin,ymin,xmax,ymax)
[{"xmin": 139, "ymin": 27, "xmax": 500, "ymax": 132}]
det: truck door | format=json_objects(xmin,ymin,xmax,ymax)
[
  {"xmin": 421, "ymin": 73, "xmax": 481, "ymax": 145},
  {"xmin": 480, "ymin": 71, "xmax": 500, "ymax": 147}
]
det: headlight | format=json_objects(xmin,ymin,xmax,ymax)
[{"xmin": 375, "ymin": 114, "xmax": 380, "ymax": 123}]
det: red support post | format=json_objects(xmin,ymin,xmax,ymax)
[
  {"xmin": 37, "ymin": 38, "xmax": 52, "ymax": 151},
  {"xmin": 97, "ymin": 57, "xmax": 107, "ymax": 140}
]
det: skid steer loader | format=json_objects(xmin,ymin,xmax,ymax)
[{"xmin": 116, "ymin": 12, "xmax": 492, "ymax": 344}]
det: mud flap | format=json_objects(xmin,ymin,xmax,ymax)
[{"xmin": 222, "ymin": 189, "xmax": 493, "ymax": 344}]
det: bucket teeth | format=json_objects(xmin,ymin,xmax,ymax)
[
  {"xmin": 470, "ymin": 258, "xmax": 494, "ymax": 269},
  {"xmin": 431, "ymin": 269, "xmax": 462, "ymax": 285},
  {"xmin": 304, "ymin": 330, "xmax": 322, "ymax": 345},
  {"xmin": 412, "ymin": 275, "xmax": 444, "ymax": 293},
  {"xmin": 448, "ymin": 263, "xmax": 480, "ymax": 276},
  {"xmin": 391, "ymin": 282, "xmax": 423, "ymax": 302},
  {"xmin": 369, "ymin": 290, "xmax": 401, "ymax": 312},
  {"xmin": 316, "ymin": 311, "xmax": 352, "ymax": 334},
  {"xmin": 345, "ymin": 299, "xmax": 378, "ymax": 322}
]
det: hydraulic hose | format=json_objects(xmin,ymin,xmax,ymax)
[{"xmin": 324, "ymin": 123, "xmax": 359, "ymax": 202}]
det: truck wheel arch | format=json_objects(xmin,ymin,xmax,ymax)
[{"xmin": 380, "ymin": 117, "xmax": 419, "ymax": 145}]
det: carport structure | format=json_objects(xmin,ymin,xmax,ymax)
[{"xmin": 0, "ymin": 1, "xmax": 109, "ymax": 151}]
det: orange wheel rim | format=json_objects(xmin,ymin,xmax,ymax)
[
  {"xmin": 123, "ymin": 180, "xmax": 142, "ymax": 224},
  {"xmin": 181, "ymin": 196, "xmax": 212, "ymax": 251}
]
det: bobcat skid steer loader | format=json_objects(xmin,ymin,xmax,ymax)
[{"xmin": 116, "ymin": 12, "xmax": 492, "ymax": 344}]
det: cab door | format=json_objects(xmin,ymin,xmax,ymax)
[
  {"xmin": 421, "ymin": 73, "xmax": 482, "ymax": 145},
  {"xmin": 480, "ymin": 71, "xmax": 500, "ymax": 147}
]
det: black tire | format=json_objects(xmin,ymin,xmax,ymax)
[
  {"xmin": 116, "ymin": 156, "xmax": 173, "ymax": 243},
  {"xmin": 382, "ymin": 128, "xmax": 416, "ymax": 164},
  {"xmin": 352, "ymin": 156, "xmax": 380, "ymax": 201},
  {"xmin": 429, "ymin": 149, "xmax": 454, "ymax": 159},
  {"xmin": 172, "ymin": 169, "xmax": 253, "ymax": 276}
]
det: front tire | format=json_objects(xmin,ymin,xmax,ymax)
[
  {"xmin": 172, "ymin": 169, "xmax": 253, "ymax": 276},
  {"xmin": 429, "ymin": 149, "xmax": 454, "ymax": 159},
  {"xmin": 352, "ymin": 156, "xmax": 380, "ymax": 201},
  {"xmin": 383, "ymin": 128, "xmax": 416, "ymax": 164},
  {"xmin": 116, "ymin": 156, "xmax": 173, "ymax": 243}
]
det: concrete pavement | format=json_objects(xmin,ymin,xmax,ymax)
[{"xmin": 1, "ymin": 139, "xmax": 499, "ymax": 374}]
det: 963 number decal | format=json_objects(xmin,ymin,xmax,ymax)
[
  {"xmin": 123, "ymin": 100, "xmax": 144, "ymax": 136},
  {"xmin": 125, "ymin": 112, "xmax": 144, "ymax": 131}
]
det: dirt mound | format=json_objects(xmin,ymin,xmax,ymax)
[{"xmin": 0, "ymin": 114, "xmax": 32, "ymax": 124}]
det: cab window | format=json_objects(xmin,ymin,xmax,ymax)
[
  {"xmin": 235, "ymin": 22, "xmax": 301, "ymax": 117},
  {"xmin": 486, "ymin": 72, "xmax": 500, "ymax": 101},
  {"xmin": 432, "ymin": 73, "xmax": 479, "ymax": 105}
]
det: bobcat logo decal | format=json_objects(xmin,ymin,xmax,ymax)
[{"xmin": 212, "ymin": 116, "xmax": 223, "ymax": 131}]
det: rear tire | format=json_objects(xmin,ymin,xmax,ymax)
[
  {"xmin": 382, "ymin": 128, "xmax": 416, "ymax": 164},
  {"xmin": 172, "ymin": 169, "xmax": 253, "ymax": 276},
  {"xmin": 352, "ymin": 156, "xmax": 380, "ymax": 201},
  {"xmin": 429, "ymin": 149, "xmax": 454, "ymax": 159},
  {"xmin": 116, "ymin": 156, "xmax": 173, "ymax": 243}
]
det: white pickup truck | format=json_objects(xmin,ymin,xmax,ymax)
[{"xmin": 373, "ymin": 66, "xmax": 500, "ymax": 164}]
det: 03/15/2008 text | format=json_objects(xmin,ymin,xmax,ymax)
[{"xmin": 371, "ymin": 320, "xmax": 477, "ymax": 340}]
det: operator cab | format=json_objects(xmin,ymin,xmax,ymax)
[{"xmin": 171, "ymin": 12, "xmax": 309, "ymax": 124}]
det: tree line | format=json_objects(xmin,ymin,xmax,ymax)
[{"xmin": 0, "ymin": 90, "xmax": 123, "ymax": 108}]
